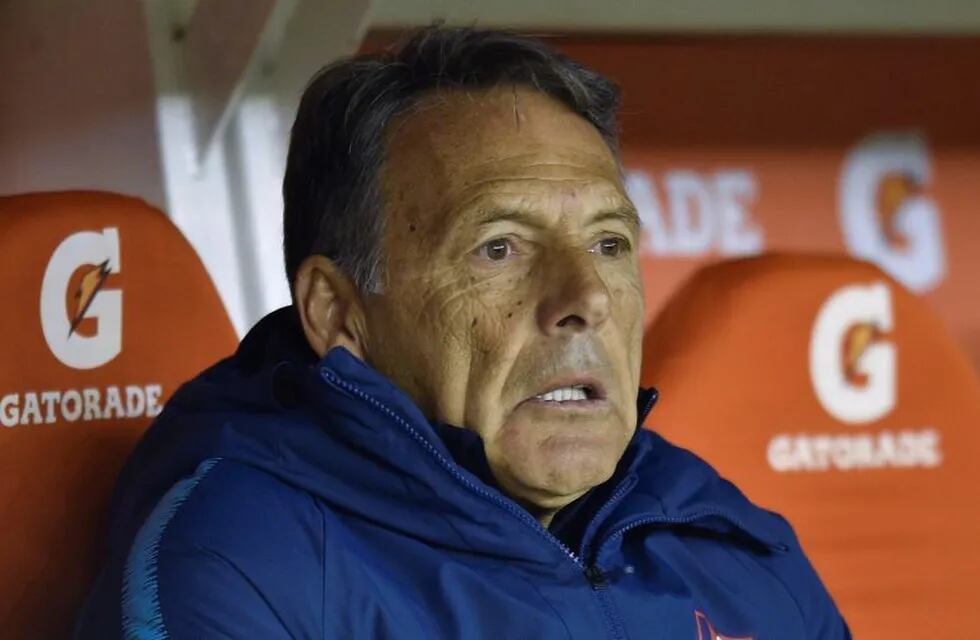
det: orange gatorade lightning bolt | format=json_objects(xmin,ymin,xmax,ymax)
[
  {"xmin": 841, "ymin": 321, "xmax": 884, "ymax": 387},
  {"xmin": 875, "ymin": 172, "xmax": 920, "ymax": 250},
  {"xmin": 69, "ymin": 260, "xmax": 111, "ymax": 336}
]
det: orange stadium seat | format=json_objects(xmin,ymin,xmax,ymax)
[
  {"xmin": 0, "ymin": 192, "xmax": 239, "ymax": 638},
  {"xmin": 641, "ymin": 253, "xmax": 980, "ymax": 637}
]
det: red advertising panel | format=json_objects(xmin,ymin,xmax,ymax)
[{"xmin": 555, "ymin": 36, "xmax": 980, "ymax": 370}]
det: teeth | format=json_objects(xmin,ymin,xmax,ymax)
[{"xmin": 536, "ymin": 386, "xmax": 588, "ymax": 403}]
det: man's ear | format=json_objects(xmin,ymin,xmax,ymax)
[{"xmin": 293, "ymin": 255, "xmax": 369, "ymax": 360}]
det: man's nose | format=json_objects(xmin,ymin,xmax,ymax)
[{"xmin": 536, "ymin": 250, "xmax": 611, "ymax": 336}]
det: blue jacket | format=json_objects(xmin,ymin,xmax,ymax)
[{"xmin": 75, "ymin": 308, "xmax": 850, "ymax": 639}]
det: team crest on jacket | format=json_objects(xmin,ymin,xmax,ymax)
[{"xmin": 695, "ymin": 611, "xmax": 754, "ymax": 640}]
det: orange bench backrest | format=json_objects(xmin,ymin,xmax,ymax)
[
  {"xmin": 641, "ymin": 253, "xmax": 980, "ymax": 637},
  {"xmin": 0, "ymin": 191, "xmax": 239, "ymax": 637}
]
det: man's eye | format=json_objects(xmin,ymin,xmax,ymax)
[
  {"xmin": 589, "ymin": 237, "xmax": 629, "ymax": 258},
  {"xmin": 478, "ymin": 238, "xmax": 513, "ymax": 261}
]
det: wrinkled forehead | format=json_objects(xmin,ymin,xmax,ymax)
[{"xmin": 380, "ymin": 87, "xmax": 626, "ymax": 229}]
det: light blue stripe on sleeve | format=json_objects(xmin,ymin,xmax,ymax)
[{"xmin": 121, "ymin": 458, "xmax": 222, "ymax": 640}]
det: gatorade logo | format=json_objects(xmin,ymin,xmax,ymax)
[
  {"xmin": 1, "ymin": 226, "xmax": 165, "ymax": 428},
  {"xmin": 809, "ymin": 282, "xmax": 895, "ymax": 424},
  {"xmin": 767, "ymin": 280, "xmax": 941, "ymax": 472},
  {"xmin": 40, "ymin": 228, "xmax": 122, "ymax": 370},
  {"xmin": 839, "ymin": 133, "xmax": 946, "ymax": 292}
]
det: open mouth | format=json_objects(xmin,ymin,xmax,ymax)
[{"xmin": 530, "ymin": 379, "xmax": 606, "ymax": 405}]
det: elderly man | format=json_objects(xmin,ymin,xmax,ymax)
[{"xmin": 76, "ymin": 26, "xmax": 849, "ymax": 639}]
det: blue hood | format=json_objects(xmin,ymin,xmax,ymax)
[
  {"xmin": 77, "ymin": 307, "xmax": 848, "ymax": 639},
  {"xmin": 106, "ymin": 307, "xmax": 784, "ymax": 562}
]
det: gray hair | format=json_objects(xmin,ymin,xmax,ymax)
[{"xmin": 282, "ymin": 25, "xmax": 621, "ymax": 294}]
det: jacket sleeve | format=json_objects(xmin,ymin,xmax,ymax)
[{"xmin": 120, "ymin": 459, "xmax": 324, "ymax": 639}]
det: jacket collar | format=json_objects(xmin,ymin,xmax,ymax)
[
  {"xmin": 610, "ymin": 432, "xmax": 790, "ymax": 552},
  {"xmin": 311, "ymin": 343, "xmax": 788, "ymax": 556},
  {"xmin": 205, "ymin": 307, "xmax": 787, "ymax": 561}
]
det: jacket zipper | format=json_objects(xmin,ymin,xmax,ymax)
[
  {"xmin": 322, "ymin": 370, "xmax": 672, "ymax": 640},
  {"xmin": 320, "ymin": 369, "xmax": 585, "ymax": 568},
  {"xmin": 584, "ymin": 565, "xmax": 626, "ymax": 640}
]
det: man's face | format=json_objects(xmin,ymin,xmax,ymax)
[{"xmin": 362, "ymin": 87, "xmax": 644, "ymax": 514}]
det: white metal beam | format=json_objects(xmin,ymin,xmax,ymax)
[
  {"xmin": 182, "ymin": 0, "xmax": 280, "ymax": 161},
  {"xmin": 143, "ymin": 0, "xmax": 373, "ymax": 335}
]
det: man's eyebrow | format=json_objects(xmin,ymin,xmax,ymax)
[{"xmin": 589, "ymin": 206, "xmax": 641, "ymax": 232}]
